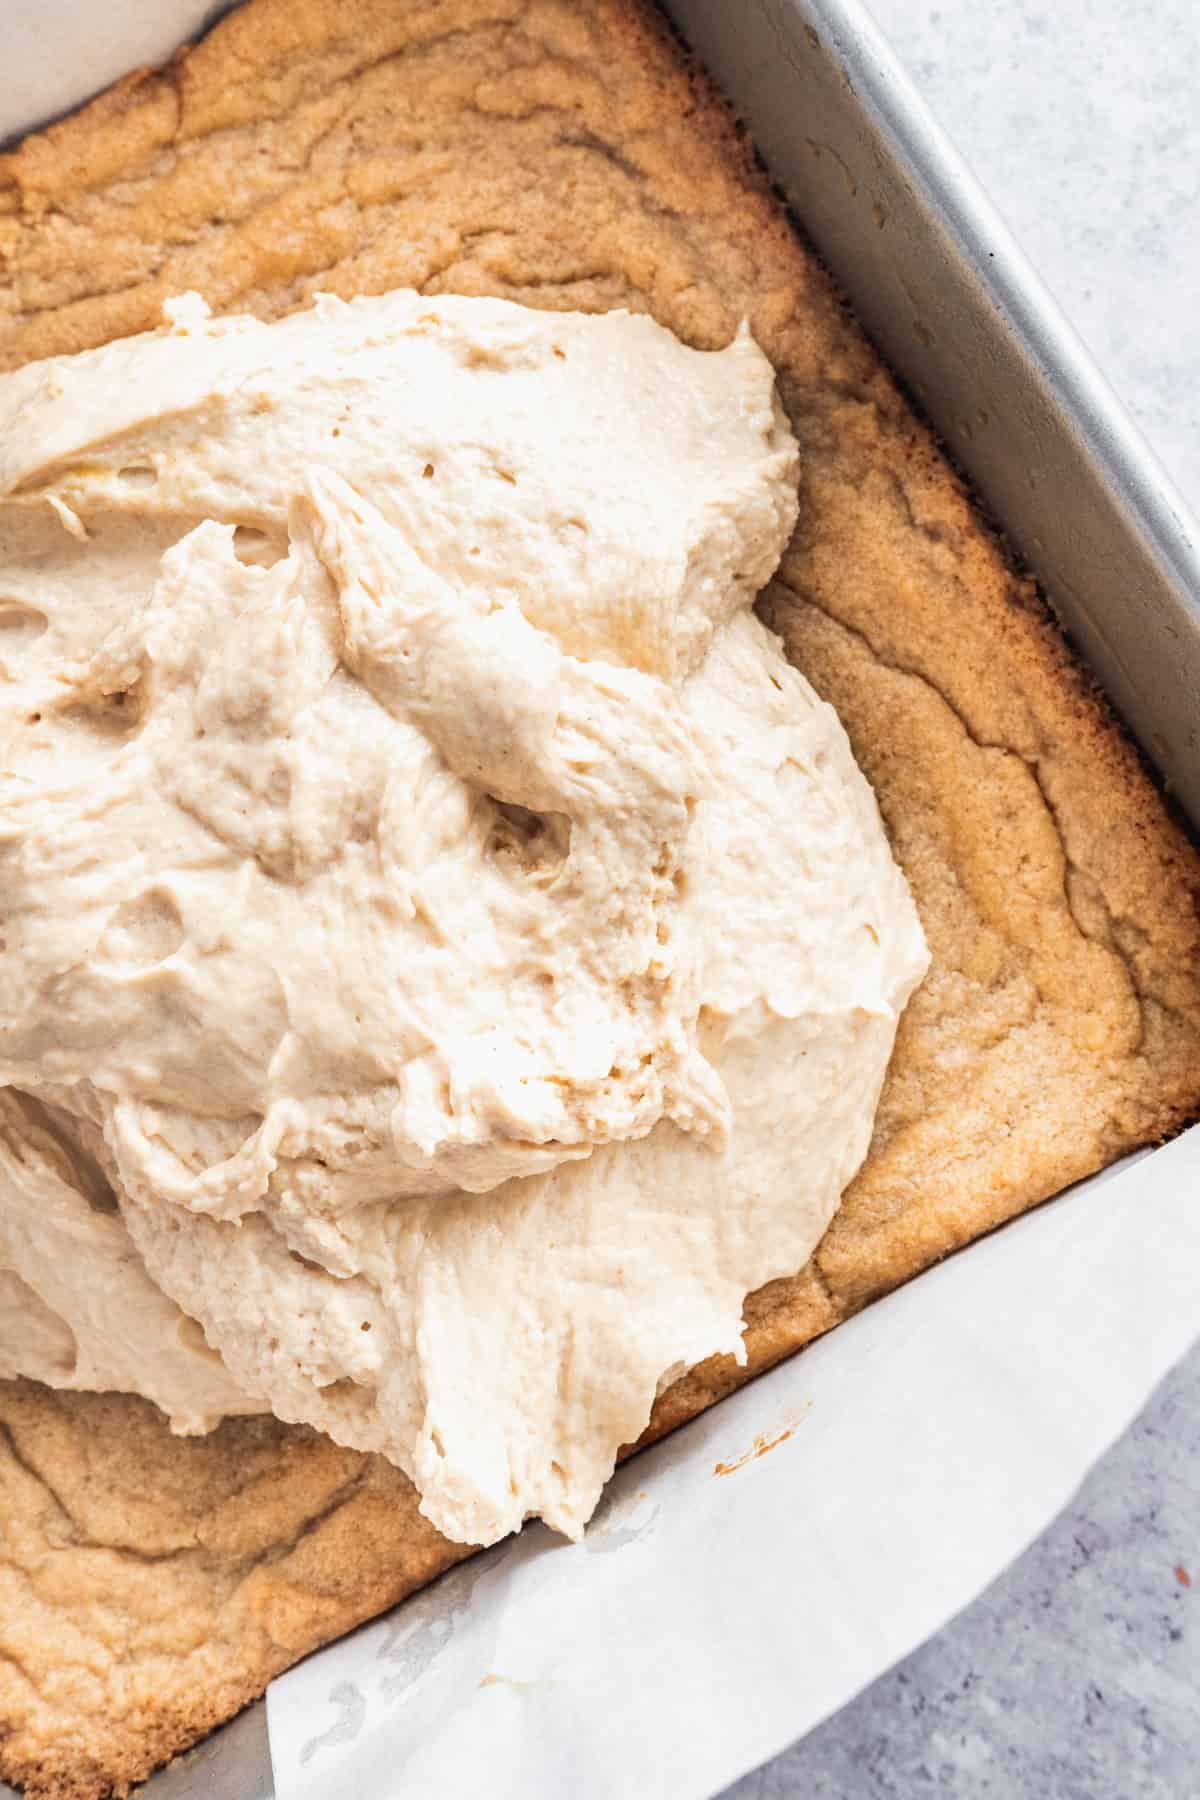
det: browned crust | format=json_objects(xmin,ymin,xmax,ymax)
[{"xmin": 2, "ymin": 2, "xmax": 1199, "ymax": 1793}]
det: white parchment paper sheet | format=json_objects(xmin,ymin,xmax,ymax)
[
  {"xmin": 0, "ymin": 1, "xmax": 236, "ymax": 147},
  {"xmin": 268, "ymin": 1129, "xmax": 1200, "ymax": 1800}
]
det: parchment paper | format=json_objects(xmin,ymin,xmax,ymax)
[
  {"xmin": 0, "ymin": 2, "xmax": 242, "ymax": 147},
  {"xmin": 267, "ymin": 1129, "xmax": 1200, "ymax": 1799}
]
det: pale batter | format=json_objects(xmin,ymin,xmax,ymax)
[{"xmin": 0, "ymin": 291, "xmax": 928, "ymax": 1544}]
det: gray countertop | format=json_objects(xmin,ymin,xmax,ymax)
[{"xmin": 727, "ymin": 1, "xmax": 1200, "ymax": 1793}]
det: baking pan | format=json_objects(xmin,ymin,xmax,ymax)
[
  {"xmin": 2, "ymin": 0, "xmax": 1198, "ymax": 1794},
  {"xmin": 673, "ymin": 0, "xmax": 1200, "ymax": 828}
]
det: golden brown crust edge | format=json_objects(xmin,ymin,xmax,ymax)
[{"xmin": 2, "ymin": 2, "xmax": 1199, "ymax": 1794}]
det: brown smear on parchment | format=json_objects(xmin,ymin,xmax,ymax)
[{"xmin": 714, "ymin": 1419, "xmax": 806, "ymax": 1477}]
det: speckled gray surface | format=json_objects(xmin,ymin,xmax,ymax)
[
  {"xmin": 723, "ymin": 1, "xmax": 1200, "ymax": 1793},
  {"xmin": 870, "ymin": 0, "xmax": 1200, "ymax": 517}
]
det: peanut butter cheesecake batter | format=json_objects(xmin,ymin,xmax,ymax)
[{"xmin": 0, "ymin": 290, "xmax": 926, "ymax": 1546}]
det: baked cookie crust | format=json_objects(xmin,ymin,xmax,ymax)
[{"xmin": 2, "ymin": 2, "xmax": 1198, "ymax": 1794}]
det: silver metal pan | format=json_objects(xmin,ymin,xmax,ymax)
[
  {"xmin": 3, "ymin": 1, "xmax": 1197, "ymax": 1793},
  {"xmin": 672, "ymin": 0, "xmax": 1200, "ymax": 826}
]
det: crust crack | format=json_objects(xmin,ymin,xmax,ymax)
[
  {"xmin": 769, "ymin": 578, "xmax": 1151, "ymax": 1041},
  {"xmin": 0, "ymin": 1418, "xmax": 371, "ymax": 1573}
]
